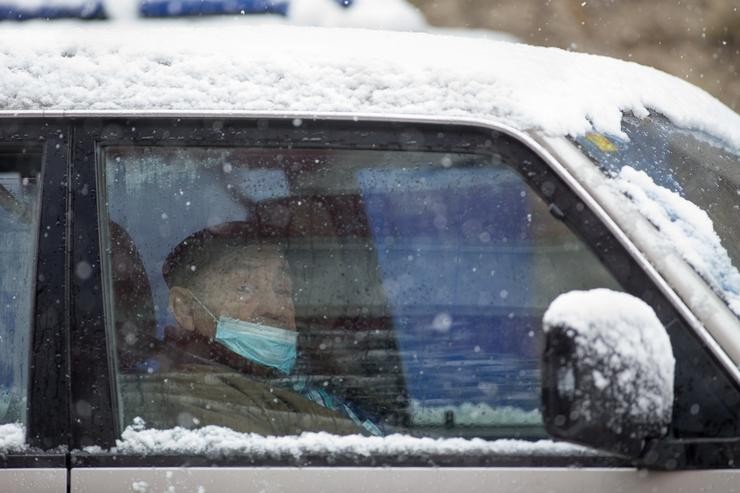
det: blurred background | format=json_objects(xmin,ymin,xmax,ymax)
[{"xmin": 409, "ymin": 0, "xmax": 740, "ymax": 111}]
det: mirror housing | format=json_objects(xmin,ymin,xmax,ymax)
[{"xmin": 541, "ymin": 289, "xmax": 675, "ymax": 457}]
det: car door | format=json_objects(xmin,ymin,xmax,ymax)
[
  {"xmin": 0, "ymin": 122, "xmax": 69, "ymax": 492},
  {"xmin": 56, "ymin": 115, "xmax": 740, "ymax": 492}
]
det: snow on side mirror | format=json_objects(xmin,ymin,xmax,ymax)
[{"xmin": 541, "ymin": 289, "xmax": 675, "ymax": 458}]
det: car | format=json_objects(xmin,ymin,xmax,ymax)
[{"xmin": 0, "ymin": 20, "xmax": 738, "ymax": 493}]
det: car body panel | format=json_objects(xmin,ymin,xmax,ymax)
[
  {"xmin": 70, "ymin": 467, "xmax": 740, "ymax": 493},
  {"xmin": 0, "ymin": 469, "xmax": 66, "ymax": 493}
]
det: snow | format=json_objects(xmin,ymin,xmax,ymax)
[
  {"xmin": 101, "ymin": 0, "xmax": 138, "ymax": 21},
  {"xmin": 409, "ymin": 400, "xmax": 541, "ymax": 426},
  {"xmin": 0, "ymin": 24, "xmax": 738, "ymax": 148},
  {"xmin": 611, "ymin": 167, "xmax": 740, "ymax": 317},
  {"xmin": 286, "ymin": 0, "xmax": 425, "ymax": 31},
  {"xmin": 543, "ymin": 289, "xmax": 675, "ymax": 429},
  {"xmin": 0, "ymin": 423, "xmax": 26, "ymax": 452},
  {"xmin": 109, "ymin": 418, "xmax": 593, "ymax": 458}
]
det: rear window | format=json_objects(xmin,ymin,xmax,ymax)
[
  {"xmin": 100, "ymin": 145, "xmax": 621, "ymax": 440},
  {"xmin": 0, "ymin": 145, "xmax": 41, "ymax": 426}
]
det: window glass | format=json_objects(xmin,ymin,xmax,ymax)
[
  {"xmin": 0, "ymin": 146, "xmax": 41, "ymax": 425},
  {"xmin": 102, "ymin": 146, "xmax": 621, "ymax": 440},
  {"xmin": 575, "ymin": 115, "xmax": 740, "ymax": 318}
]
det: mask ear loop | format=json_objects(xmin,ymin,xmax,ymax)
[{"xmin": 187, "ymin": 290, "xmax": 218, "ymax": 323}]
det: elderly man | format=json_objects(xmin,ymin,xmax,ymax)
[
  {"xmin": 119, "ymin": 221, "xmax": 373, "ymax": 436},
  {"xmin": 162, "ymin": 222, "xmax": 298, "ymax": 376}
]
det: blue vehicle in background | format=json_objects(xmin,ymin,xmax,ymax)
[{"xmin": 0, "ymin": 0, "xmax": 353, "ymax": 21}]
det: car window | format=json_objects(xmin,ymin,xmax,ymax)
[
  {"xmin": 575, "ymin": 114, "xmax": 740, "ymax": 319},
  {"xmin": 0, "ymin": 145, "xmax": 41, "ymax": 426},
  {"xmin": 99, "ymin": 145, "xmax": 623, "ymax": 440}
]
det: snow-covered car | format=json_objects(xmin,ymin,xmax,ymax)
[{"xmin": 0, "ymin": 22, "xmax": 738, "ymax": 493}]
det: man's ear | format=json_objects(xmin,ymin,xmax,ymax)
[{"xmin": 169, "ymin": 286, "xmax": 196, "ymax": 332}]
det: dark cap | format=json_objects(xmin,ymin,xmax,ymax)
[{"xmin": 162, "ymin": 220, "xmax": 283, "ymax": 288}]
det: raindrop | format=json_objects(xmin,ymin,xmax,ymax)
[
  {"xmin": 75, "ymin": 261, "xmax": 93, "ymax": 280},
  {"xmin": 75, "ymin": 400, "xmax": 91, "ymax": 417},
  {"xmin": 431, "ymin": 312, "xmax": 453, "ymax": 332}
]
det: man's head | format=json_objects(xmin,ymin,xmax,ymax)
[{"xmin": 163, "ymin": 222, "xmax": 295, "ymax": 340}]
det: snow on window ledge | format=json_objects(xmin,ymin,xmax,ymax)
[
  {"xmin": 0, "ymin": 423, "xmax": 27, "ymax": 453},
  {"xmin": 409, "ymin": 400, "xmax": 542, "ymax": 427},
  {"xmin": 95, "ymin": 418, "xmax": 595, "ymax": 459}
]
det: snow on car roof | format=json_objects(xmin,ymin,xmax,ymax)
[{"xmin": 0, "ymin": 24, "xmax": 738, "ymax": 148}]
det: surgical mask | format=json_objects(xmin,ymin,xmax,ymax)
[{"xmin": 190, "ymin": 292, "xmax": 297, "ymax": 374}]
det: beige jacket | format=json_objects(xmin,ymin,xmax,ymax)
[{"xmin": 120, "ymin": 365, "xmax": 361, "ymax": 436}]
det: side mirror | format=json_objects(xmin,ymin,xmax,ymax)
[{"xmin": 541, "ymin": 289, "xmax": 675, "ymax": 457}]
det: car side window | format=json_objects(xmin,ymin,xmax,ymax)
[
  {"xmin": 99, "ymin": 144, "xmax": 624, "ymax": 440},
  {"xmin": 0, "ymin": 145, "xmax": 41, "ymax": 426}
]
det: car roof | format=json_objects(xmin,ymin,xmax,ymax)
[{"xmin": 0, "ymin": 24, "xmax": 738, "ymax": 148}]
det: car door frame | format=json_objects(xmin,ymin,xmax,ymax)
[{"xmin": 0, "ymin": 120, "xmax": 70, "ymax": 492}]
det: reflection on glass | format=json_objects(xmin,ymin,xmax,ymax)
[
  {"xmin": 102, "ymin": 146, "xmax": 620, "ymax": 440},
  {"xmin": 0, "ymin": 146, "xmax": 41, "ymax": 425}
]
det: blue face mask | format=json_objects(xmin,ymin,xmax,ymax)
[{"xmin": 191, "ymin": 293, "xmax": 297, "ymax": 374}]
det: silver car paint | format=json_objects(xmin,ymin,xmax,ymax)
[
  {"xmin": 0, "ymin": 469, "xmax": 66, "ymax": 492},
  {"xmin": 71, "ymin": 467, "xmax": 740, "ymax": 493}
]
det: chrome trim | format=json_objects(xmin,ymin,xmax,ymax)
[{"xmin": 2, "ymin": 109, "xmax": 738, "ymax": 383}]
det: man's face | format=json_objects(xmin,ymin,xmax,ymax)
[{"xmin": 173, "ymin": 244, "xmax": 296, "ymax": 339}]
